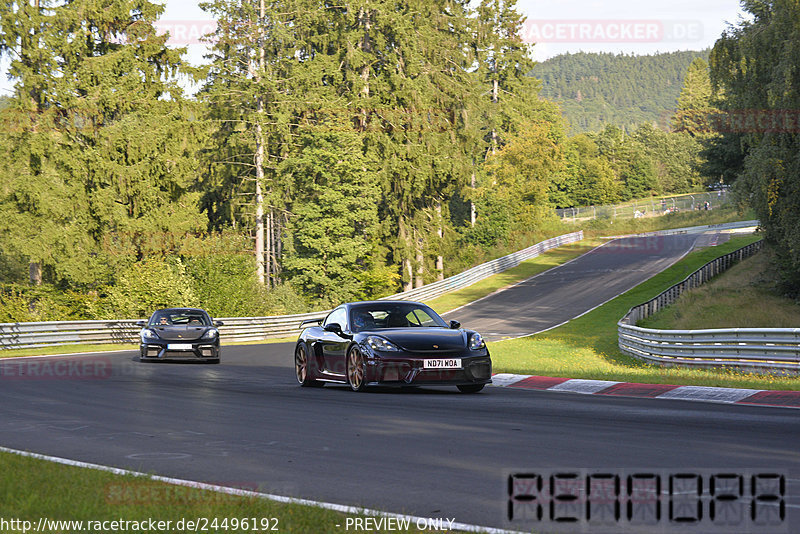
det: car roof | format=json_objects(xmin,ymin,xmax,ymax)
[
  {"xmin": 343, "ymin": 300, "xmax": 426, "ymax": 308},
  {"xmin": 152, "ymin": 308, "xmax": 210, "ymax": 314}
]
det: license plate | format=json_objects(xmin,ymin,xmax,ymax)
[
  {"xmin": 167, "ymin": 343, "xmax": 194, "ymax": 350},
  {"xmin": 423, "ymin": 358, "xmax": 461, "ymax": 369}
]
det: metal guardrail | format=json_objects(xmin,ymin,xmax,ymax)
[
  {"xmin": 557, "ymin": 191, "xmax": 731, "ymax": 221},
  {"xmin": 0, "ymin": 231, "xmax": 583, "ymax": 350},
  {"xmin": 378, "ymin": 231, "xmax": 583, "ymax": 303},
  {"xmin": 617, "ymin": 240, "xmax": 800, "ymax": 374},
  {"xmin": 0, "ymin": 311, "xmax": 330, "ymax": 350},
  {"xmin": 601, "ymin": 220, "xmax": 760, "ymax": 240}
]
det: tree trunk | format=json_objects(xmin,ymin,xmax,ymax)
[
  {"xmin": 276, "ymin": 210, "xmax": 285, "ymax": 277},
  {"xmin": 268, "ymin": 209, "xmax": 276, "ymax": 285},
  {"xmin": 399, "ymin": 217, "xmax": 413, "ymax": 292},
  {"xmin": 403, "ymin": 258, "xmax": 413, "ymax": 292},
  {"xmin": 435, "ymin": 201, "xmax": 444, "ymax": 281},
  {"xmin": 414, "ymin": 230, "xmax": 424, "ymax": 289},
  {"xmin": 255, "ymin": 161, "xmax": 265, "ymax": 285},
  {"xmin": 29, "ymin": 262, "xmax": 42, "ymax": 286},
  {"xmin": 254, "ymin": 0, "xmax": 267, "ymax": 285},
  {"xmin": 491, "ymin": 77, "xmax": 499, "ymax": 155},
  {"xmin": 470, "ymin": 169, "xmax": 476, "ymax": 227},
  {"xmin": 358, "ymin": 6, "xmax": 371, "ymax": 131}
]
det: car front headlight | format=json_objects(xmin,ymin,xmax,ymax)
[
  {"xmin": 202, "ymin": 328, "xmax": 218, "ymax": 340},
  {"xmin": 366, "ymin": 336, "xmax": 400, "ymax": 352},
  {"xmin": 468, "ymin": 333, "xmax": 485, "ymax": 350},
  {"xmin": 141, "ymin": 329, "xmax": 158, "ymax": 341}
]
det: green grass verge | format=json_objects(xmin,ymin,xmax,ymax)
[
  {"xmin": 0, "ymin": 337, "xmax": 298, "ymax": 360},
  {"xmin": 2, "ymin": 241, "xmax": 603, "ymax": 359},
  {"xmin": 488, "ymin": 233, "xmax": 800, "ymax": 391},
  {"xmin": 577, "ymin": 205, "xmax": 755, "ymax": 239},
  {"xmin": 0, "ymin": 451, "xmax": 429, "ymax": 533},
  {"xmin": 0, "ymin": 343, "xmax": 139, "ymax": 358},
  {"xmin": 426, "ymin": 239, "xmax": 604, "ymax": 314},
  {"xmin": 0, "ymin": 209, "xmax": 759, "ymax": 360},
  {"xmin": 638, "ymin": 247, "xmax": 800, "ymax": 329},
  {"xmin": 425, "ymin": 208, "xmax": 753, "ymax": 315}
]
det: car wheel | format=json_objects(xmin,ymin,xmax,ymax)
[
  {"xmin": 346, "ymin": 346, "xmax": 367, "ymax": 392},
  {"xmin": 457, "ymin": 384, "xmax": 485, "ymax": 393},
  {"xmin": 295, "ymin": 343, "xmax": 322, "ymax": 387}
]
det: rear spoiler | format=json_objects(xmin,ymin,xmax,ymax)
[{"xmin": 299, "ymin": 318, "xmax": 323, "ymax": 328}]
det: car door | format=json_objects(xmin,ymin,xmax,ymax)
[{"xmin": 320, "ymin": 307, "xmax": 350, "ymax": 377}]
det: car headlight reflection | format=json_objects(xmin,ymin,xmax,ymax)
[
  {"xmin": 141, "ymin": 329, "xmax": 158, "ymax": 341},
  {"xmin": 468, "ymin": 333, "xmax": 485, "ymax": 350},
  {"xmin": 202, "ymin": 328, "xmax": 218, "ymax": 340},
  {"xmin": 366, "ymin": 336, "xmax": 400, "ymax": 352}
]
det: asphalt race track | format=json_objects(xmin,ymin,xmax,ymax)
[
  {"xmin": 1, "ymin": 234, "xmax": 797, "ymax": 533},
  {"xmin": 444, "ymin": 233, "xmax": 704, "ymax": 340},
  {"xmin": 0, "ymin": 347, "xmax": 798, "ymax": 532}
]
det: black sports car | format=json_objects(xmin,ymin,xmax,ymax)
[
  {"xmin": 294, "ymin": 300, "xmax": 492, "ymax": 393},
  {"xmin": 138, "ymin": 308, "xmax": 223, "ymax": 363}
]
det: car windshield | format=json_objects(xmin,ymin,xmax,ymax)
[
  {"xmin": 150, "ymin": 311, "xmax": 210, "ymax": 326},
  {"xmin": 350, "ymin": 303, "xmax": 448, "ymax": 332}
]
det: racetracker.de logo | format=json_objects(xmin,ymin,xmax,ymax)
[
  {"xmin": 521, "ymin": 19, "xmax": 703, "ymax": 43},
  {"xmin": 709, "ymin": 109, "xmax": 800, "ymax": 134},
  {"xmin": 154, "ymin": 20, "xmax": 218, "ymax": 45},
  {"xmin": 0, "ymin": 358, "xmax": 112, "ymax": 380},
  {"xmin": 105, "ymin": 481, "xmax": 260, "ymax": 506}
]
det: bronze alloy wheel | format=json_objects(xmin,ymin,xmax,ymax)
[
  {"xmin": 295, "ymin": 344, "xmax": 307, "ymax": 384},
  {"xmin": 347, "ymin": 346, "xmax": 367, "ymax": 392},
  {"xmin": 295, "ymin": 343, "xmax": 322, "ymax": 387}
]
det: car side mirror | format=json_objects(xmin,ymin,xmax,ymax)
[
  {"xmin": 449, "ymin": 320, "xmax": 461, "ymax": 329},
  {"xmin": 135, "ymin": 320, "xmax": 147, "ymax": 327},
  {"xmin": 324, "ymin": 323, "xmax": 352, "ymax": 339},
  {"xmin": 214, "ymin": 320, "xmax": 224, "ymax": 327},
  {"xmin": 324, "ymin": 322, "xmax": 342, "ymax": 334}
]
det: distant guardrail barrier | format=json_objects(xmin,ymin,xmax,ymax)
[
  {"xmin": 0, "ymin": 231, "xmax": 583, "ymax": 350},
  {"xmin": 378, "ymin": 231, "xmax": 583, "ymax": 303},
  {"xmin": 617, "ymin": 240, "xmax": 800, "ymax": 374},
  {"xmin": 557, "ymin": 191, "xmax": 731, "ymax": 221}
]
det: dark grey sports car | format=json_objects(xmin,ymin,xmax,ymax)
[
  {"xmin": 294, "ymin": 300, "xmax": 492, "ymax": 393},
  {"xmin": 138, "ymin": 308, "xmax": 223, "ymax": 363}
]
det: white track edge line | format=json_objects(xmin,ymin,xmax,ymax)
[
  {"xmin": 494, "ymin": 236, "xmax": 699, "ymax": 343},
  {"xmin": 490, "ymin": 378, "xmax": 800, "ymax": 409},
  {"xmin": 0, "ymin": 445, "xmax": 525, "ymax": 534},
  {"xmin": 443, "ymin": 240, "xmax": 614, "ymax": 315},
  {"xmin": 0, "ymin": 349, "xmax": 136, "ymax": 361}
]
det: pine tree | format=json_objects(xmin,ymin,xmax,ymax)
[
  {"xmin": 333, "ymin": 0, "xmax": 478, "ymax": 290},
  {"xmin": 0, "ymin": 0, "xmax": 203, "ymax": 288},
  {"xmin": 200, "ymin": 0, "xmax": 293, "ymax": 286},
  {"xmin": 280, "ymin": 130, "xmax": 380, "ymax": 305},
  {"xmin": 672, "ymin": 58, "xmax": 716, "ymax": 136}
]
